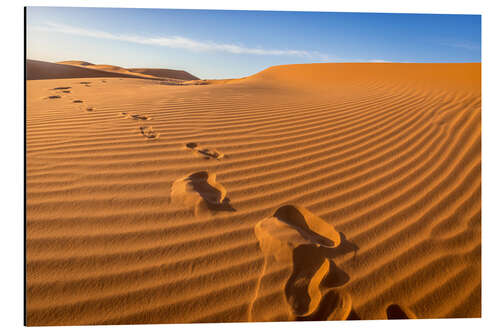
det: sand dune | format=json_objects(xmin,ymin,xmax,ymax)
[
  {"xmin": 57, "ymin": 62, "xmax": 161, "ymax": 79},
  {"xmin": 27, "ymin": 59, "xmax": 199, "ymax": 83},
  {"xmin": 27, "ymin": 60, "xmax": 153, "ymax": 80},
  {"xmin": 57, "ymin": 60, "xmax": 199, "ymax": 81},
  {"xmin": 26, "ymin": 63, "xmax": 481, "ymax": 325},
  {"xmin": 128, "ymin": 68, "xmax": 200, "ymax": 81},
  {"xmin": 57, "ymin": 60, "xmax": 95, "ymax": 66}
]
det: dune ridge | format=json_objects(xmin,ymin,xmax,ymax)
[
  {"xmin": 26, "ymin": 63, "xmax": 481, "ymax": 325},
  {"xmin": 27, "ymin": 60, "xmax": 199, "ymax": 82},
  {"xmin": 128, "ymin": 68, "xmax": 200, "ymax": 80},
  {"xmin": 57, "ymin": 61, "xmax": 200, "ymax": 81},
  {"xmin": 27, "ymin": 60, "xmax": 156, "ymax": 81}
]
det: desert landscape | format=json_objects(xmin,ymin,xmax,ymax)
[{"xmin": 26, "ymin": 59, "xmax": 481, "ymax": 325}]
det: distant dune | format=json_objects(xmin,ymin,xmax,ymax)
[
  {"xmin": 128, "ymin": 68, "xmax": 199, "ymax": 81},
  {"xmin": 57, "ymin": 60, "xmax": 199, "ymax": 81},
  {"xmin": 26, "ymin": 60, "xmax": 150, "ymax": 80},
  {"xmin": 57, "ymin": 60, "xmax": 95, "ymax": 66},
  {"xmin": 57, "ymin": 61, "xmax": 160, "ymax": 79},
  {"xmin": 26, "ymin": 62, "xmax": 481, "ymax": 325},
  {"xmin": 27, "ymin": 59, "xmax": 199, "ymax": 82}
]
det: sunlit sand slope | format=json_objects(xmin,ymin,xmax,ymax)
[{"xmin": 26, "ymin": 63, "xmax": 481, "ymax": 325}]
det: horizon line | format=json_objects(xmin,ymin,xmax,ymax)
[{"xmin": 26, "ymin": 58, "xmax": 481, "ymax": 81}]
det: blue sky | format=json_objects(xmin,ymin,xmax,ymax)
[{"xmin": 26, "ymin": 7, "xmax": 481, "ymax": 79}]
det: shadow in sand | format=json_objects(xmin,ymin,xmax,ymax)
[
  {"xmin": 188, "ymin": 172, "xmax": 235, "ymax": 212},
  {"xmin": 197, "ymin": 148, "xmax": 223, "ymax": 160},
  {"xmin": 205, "ymin": 198, "xmax": 236, "ymax": 212},
  {"xmin": 386, "ymin": 304, "xmax": 417, "ymax": 319},
  {"xmin": 347, "ymin": 309, "xmax": 361, "ymax": 320},
  {"xmin": 320, "ymin": 259, "xmax": 350, "ymax": 289},
  {"xmin": 131, "ymin": 114, "xmax": 150, "ymax": 120},
  {"xmin": 274, "ymin": 205, "xmax": 339, "ymax": 247},
  {"xmin": 285, "ymin": 244, "xmax": 328, "ymax": 316},
  {"xmin": 317, "ymin": 232, "xmax": 359, "ymax": 259},
  {"xmin": 297, "ymin": 289, "xmax": 352, "ymax": 321},
  {"xmin": 284, "ymin": 241, "xmax": 354, "ymax": 318}
]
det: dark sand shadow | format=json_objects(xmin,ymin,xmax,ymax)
[
  {"xmin": 386, "ymin": 304, "xmax": 417, "ymax": 319},
  {"xmin": 316, "ymin": 232, "xmax": 359, "ymax": 260},
  {"xmin": 132, "ymin": 114, "xmax": 150, "ymax": 120},
  {"xmin": 347, "ymin": 309, "xmax": 361, "ymax": 320},
  {"xmin": 188, "ymin": 172, "xmax": 235, "ymax": 212},
  {"xmin": 284, "ymin": 240, "xmax": 354, "ymax": 318},
  {"xmin": 297, "ymin": 289, "xmax": 352, "ymax": 321}
]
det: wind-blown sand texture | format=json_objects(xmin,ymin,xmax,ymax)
[{"xmin": 26, "ymin": 62, "xmax": 481, "ymax": 325}]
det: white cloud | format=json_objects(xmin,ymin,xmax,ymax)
[{"xmin": 34, "ymin": 22, "xmax": 329, "ymax": 59}]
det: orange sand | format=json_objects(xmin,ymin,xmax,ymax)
[{"xmin": 26, "ymin": 62, "xmax": 481, "ymax": 325}]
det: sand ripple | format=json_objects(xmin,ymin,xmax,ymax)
[{"xmin": 26, "ymin": 63, "xmax": 481, "ymax": 325}]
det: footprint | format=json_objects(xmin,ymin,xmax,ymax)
[
  {"xmin": 86, "ymin": 107, "xmax": 94, "ymax": 112},
  {"xmin": 198, "ymin": 148, "xmax": 224, "ymax": 160},
  {"xmin": 297, "ymin": 289, "xmax": 352, "ymax": 321},
  {"xmin": 121, "ymin": 112, "xmax": 151, "ymax": 120},
  {"xmin": 131, "ymin": 114, "xmax": 151, "ymax": 120},
  {"xmin": 186, "ymin": 142, "xmax": 224, "ymax": 160},
  {"xmin": 73, "ymin": 100, "xmax": 83, "ymax": 103},
  {"xmin": 170, "ymin": 171, "xmax": 234, "ymax": 214},
  {"xmin": 386, "ymin": 304, "xmax": 417, "ymax": 319},
  {"xmin": 47, "ymin": 95, "xmax": 61, "ymax": 99},
  {"xmin": 52, "ymin": 86, "xmax": 71, "ymax": 90},
  {"xmin": 139, "ymin": 126, "xmax": 159, "ymax": 139},
  {"xmin": 256, "ymin": 205, "xmax": 342, "ymax": 258},
  {"xmin": 250, "ymin": 205, "xmax": 353, "ymax": 321}
]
